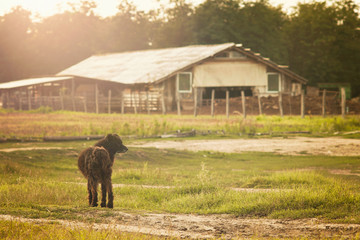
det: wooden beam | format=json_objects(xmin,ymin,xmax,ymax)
[
  {"xmin": 121, "ymin": 91, "xmax": 125, "ymax": 114},
  {"xmin": 177, "ymin": 91, "xmax": 181, "ymax": 116},
  {"xmin": 341, "ymin": 87, "xmax": 346, "ymax": 118},
  {"xmin": 161, "ymin": 90, "xmax": 166, "ymax": 115},
  {"xmin": 83, "ymin": 97, "xmax": 87, "ymax": 113},
  {"xmin": 108, "ymin": 89, "xmax": 112, "ymax": 114},
  {"xmin": 28, "ymin": 88, "xmax": 32, "ymax": 110},
  {"xmin": 95, "ymin": 82, "xmax": 99, "ymax": 114},
  {"xmin": 211, "ymin": 89, "xmax": 215, "ymax": 117},
  {"xmin": 71, "ymin": 78, "xmax": 76, "ymax": 111},
  {"xmin": 146, "ymin": 91, "xmax": 150, "ymax": 115},
  {"xmin": 132, "ymin": 90, "xmax": 137, "ymax": 114},
  {"xmin": 279, "ymin": 92, "xmax": 283, "ymax": 117},
  {"xmin": 194, "ymin": 87, "xmax": 198, "ymax": 117},
  {"xmin": 301, "ymin": 89, "xmax": 305, "ymax": 118},
  {"xmin": 322, "ymin": 89, "xmax": 326, "ymax": 117},
  {"xmin": 226, "ymin": 90, "xmax": 229, "ymax": 118},
  {"xmin": 241, "ymin": 90, "xmax": 246, "ymax": 118},
  {"xmin": 257, "ymin": 94, "xmax": 262, "ymax": 115}
]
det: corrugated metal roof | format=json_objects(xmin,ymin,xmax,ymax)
[
  {"xmin": 0, "ymin": 76, "xmax": 73, "ymax": 89},
  {"xmin": 57, "ymin": 43, "xmax": 235, "ymax": 84}
]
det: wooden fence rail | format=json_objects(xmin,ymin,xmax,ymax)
[{"xmin": 3, "ymin": 88, "xmax": 358, "ymax": 116}]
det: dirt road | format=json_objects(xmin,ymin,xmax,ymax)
[
  {"xmin": 2, "ymin": 212, "xmax": 360, "ymax": 239},
  {"xmin": 131, "ymin": 137, "xmax": 360, "ymax": 156}
]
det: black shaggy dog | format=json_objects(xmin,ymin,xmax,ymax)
[{"xmin": 78, "ymin": 134, "xmax": 128, "ymax": 208}]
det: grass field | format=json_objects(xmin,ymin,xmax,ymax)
[
  {"xmin": 1, "ymin": 109, "xmax": 360, "ymax": 138},
  {"xmin": 1, "ymin": 111, "xmax": 360, "ymax": 239},
  {"xmin": 1, "ymin": 140, "xmax": 360, "ymax": 221}
]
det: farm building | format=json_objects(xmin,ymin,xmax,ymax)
[{"xmin": 0, "ymin": 43, "xmax": 308, "ymax": 114}]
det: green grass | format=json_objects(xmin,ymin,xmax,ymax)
[
  {"xmin": 1, "ymin": 110, "xmax": 360, "ymax": 138},
  {"xmin": 1, "ymin": 141, "xmax": 360, "ymax": 223},
  {"xmin": 0, "ymin": 220, "xmax": 169, "ymax": 240}
]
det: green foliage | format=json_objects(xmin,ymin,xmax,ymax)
[{"xmin": 28, "ymin": 106, "xmax": 53, "ymax": 114}]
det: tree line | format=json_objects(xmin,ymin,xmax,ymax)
[{"xmin": 0, "ymin": 0, "xmax": 359, "ymax": 96}]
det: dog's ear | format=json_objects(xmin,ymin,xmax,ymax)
[{"xmin": 106, "ymin": 134, "xmax": 113, "ymax": 139}]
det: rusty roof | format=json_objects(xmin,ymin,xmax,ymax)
[
  {"xmin": 58, "ymin": 42, "xmax": 307, "ymax": 85},
  {"xmin": 57, "ymin": 43, "xmax": 236, "ymax": 84}
]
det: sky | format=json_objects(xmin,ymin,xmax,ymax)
[{"xmin": 0, "ymin": 0, "xmax": 359, "ymax": 19}]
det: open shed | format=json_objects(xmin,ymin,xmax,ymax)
[{"xmin": 0, "ymin": 43, "xmax": 308, "ymax": 114}]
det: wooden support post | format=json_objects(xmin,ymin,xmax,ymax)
[
  {"xmin": 146, "ymin": 91, "xmax": 150, "ymax": 115},
  {"xmin": 241, "ymin": 90, "xmax": 246, "ymax": 119},
  {"xmin": 341, "ymin": 87, "xmax": 346, "ymax": 118},
  {"xmin": 83, "ymin": 97, "xmax": 87, "ymax": 113},
  {"xmin": 194, "ymin": 87, "xmax": 198, "ymax": 117},
  {"xmin": 176, "ymin": 91, "xmax": 181, "ymax": 116},
  {"xmin": 161, "ymin": 91, "xmax": 166, "ymax": 115},
  {"xmin": 28, "ymin": 89, "xmax": 32, "ymax": 110},
  {"xmin": 211, "ymin": 89, "xmax": 215, "ymax": 117},
  {"xmin": 132, "ymin": 91, "xmax": 137, "ymax": 114},
  {"xmin": 19, "ymin": 90, "xmax": 22, "ymax": 111},
  {"xmin": 121, "ymin": 91, "xmax": 125, "ymax": 114},
  {"xmin": 71, "ymin": 78, "xmax": 76, "ymax": 111},
  {"xmin": 257, "ymin": 94, "xmax": 262, "ymax": 115},
  {"xmin": 322, "ymin": 89, "xmax": 326, "ymax": 117},
  {"xmin": 288, "ymin": 94, "xmax": 292, "ymax": 115},
  {"xmin": 279, "ymin": 92, "xmax": 283, "ymax": 117},
  {"xmin": 226, "ymin": 90, "xmax": 229, "ymax": 119},
  {"xmin": 95, "ymin": 82, "xmax": 99, "ymax": 114},
  {"xmin": 301, "ymin": 89, "xmax": 305, "ymax": 118},
  {"xmin": 60, "ymin": 90, "xmax": 64, "ymax": 111},
  {"xmin": 108, "ymin": 89, "xmax": 112, "ymax": 114}
]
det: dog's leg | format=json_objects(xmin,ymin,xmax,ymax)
[
  {"xmin": 89, "ymin": 177, "xmax": 98, "ymax": 207},
  {"xmin": 101, "ymin": 183, "xmax": 107, "ymax": 208},
  {"xmin": 87, "ymin": 180, "xmax": 93, "ymax": 206},
  {"xmin": 106, "ymin": 178, "xmax": 114, "ymax": 208}
]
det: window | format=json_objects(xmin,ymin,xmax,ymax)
[
  {"xmin": 267, "ymin": 73, "xmax": 280, "ymax": 92},
  {"xmin": 177, "ymin": 72, "xmax": 192, "ymax": 93}
]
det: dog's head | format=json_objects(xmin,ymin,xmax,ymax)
[{"xmin": 105, "ymin": 134, "xmax": 128, "ymax": 153}]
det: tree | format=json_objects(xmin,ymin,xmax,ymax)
[
  {"xmin": 237, "ymin": 0, "xmax": 289, "ymax": 64},
  {"xmin": 285, "ymin": 2, "xmax": 340, "ymax": 85},
  {"xmin": 192, "ymin": 0, "xmax": 288, "ymax": 64},
  {"xmin": 32, "ymin": 1, "xmax": 104, "ymax": 73},
  {"xmin": 285, "ymin": 0, "xmax": 360, "ymax": 96},
  {"xmin": 0, "ymin": 7, "xmax": 34, "ymax": 82},
  {"xmin": 106, "ymin": 0, "xmax": 150, "ymax": 52},
  {"xmin": 150, "ymin": 0, "xmax": 195, "ymax": 48},
  {"xmin": 333, "ymin": 0, "xmax": 360, "ymax": 96},
  {"xmin": 192, "ymin": 0, "xmax": 241, "ymax": 44}
]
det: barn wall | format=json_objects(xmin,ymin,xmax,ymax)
[{"xmin": 193, "ymin": 60, "xmax": 267, "ymax": 88}]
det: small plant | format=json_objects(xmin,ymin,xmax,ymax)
[{"xmin": 197, "ymin": 162, "xmax": 210, "ymax": 185}]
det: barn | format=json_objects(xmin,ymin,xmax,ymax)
[{"xmin": 0, "ymin": 43, "xmax": 307, "ymax": 114}]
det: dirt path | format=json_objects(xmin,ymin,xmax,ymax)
[
  {"xmin": 130, "ymin": 137, "xmax": 360, "ymax": 156},
  {"xmin": 2, "ymin": 212, "xmax": 360, "ymax": 239}
]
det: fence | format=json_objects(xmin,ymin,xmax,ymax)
[{"xmin": 3, "ymin": 88, "xmax": 358, "ymax": 117}]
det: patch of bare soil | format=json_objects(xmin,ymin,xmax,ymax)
[
  {"xmin": 131, "ymin": 137, "xmax": 360, "ymax": 156},
  {"xmin": 2, "ymin": 212, "xmax": 360, "ymax": 239}
]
